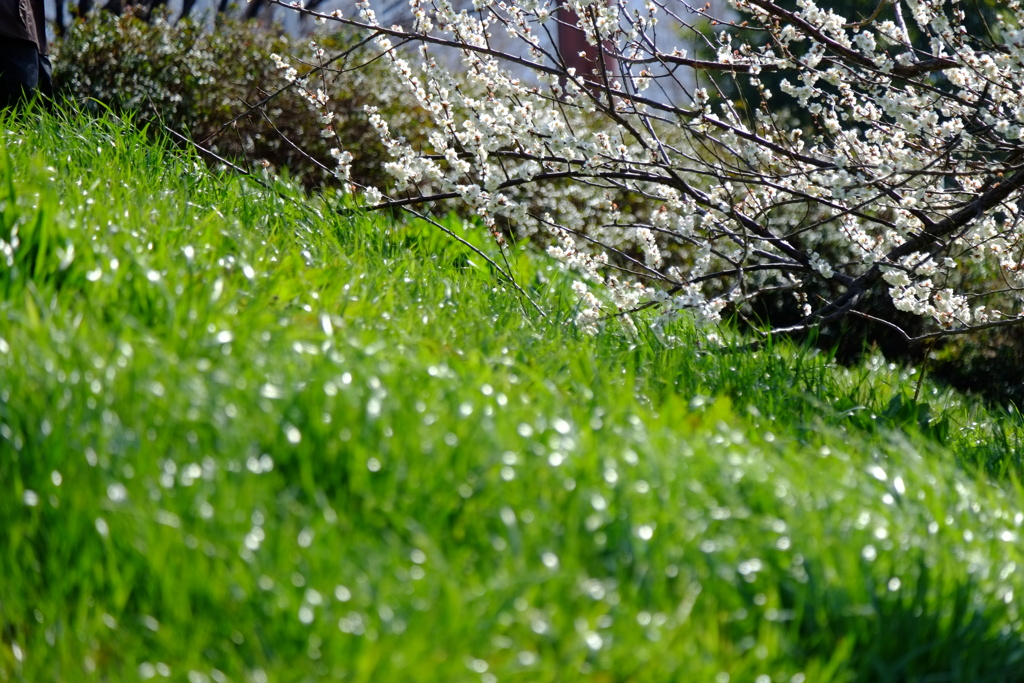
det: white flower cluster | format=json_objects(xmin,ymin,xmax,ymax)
[
  {"xmin": 270, "ymin": 43, "xmax": 357, "ymax": 185},
  {"xmin": 265, "ymin": 0, "xmax": 1024, "ymax": 337},
  {"xmin": 572, "ymin": 280, "xmax": 604, "ymax": 334},
  {"xmin": 269, "ymin": 52, "xmax": 299, "ymax": 84}
]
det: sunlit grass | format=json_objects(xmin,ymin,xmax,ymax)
[{"xmin": 2, "ymin": 106, "xmax": 1023, "ymax": 682}]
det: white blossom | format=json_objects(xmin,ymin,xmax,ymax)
[{"xmin": 264, "ymin": 0, "xmax": 1024, "ymax": 337}]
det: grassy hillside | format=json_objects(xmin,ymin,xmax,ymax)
[{"xmin": 2, "ymin": 107, "xmax": 1024, "ymax": 682}]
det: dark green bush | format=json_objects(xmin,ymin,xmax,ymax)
[{"xmin": 52, "ymin": 11, "xmax": 427, "ymax": 189}]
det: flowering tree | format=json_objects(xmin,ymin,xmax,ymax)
[{"xmin": 264, "ymin": 0, "xmax": 1024, "ymax": 340}]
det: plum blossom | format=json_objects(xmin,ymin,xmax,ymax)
[{"xmin": 263, "ymin": 0, "xmax": 1024, "ymax": 340}]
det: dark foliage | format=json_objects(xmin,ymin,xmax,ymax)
[{"xmin": 52, "ymin": 11, "xmax": 428, "ymax": 190}]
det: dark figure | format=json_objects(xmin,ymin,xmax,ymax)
[{"xmin": 0, "ymin": 0, "xmax": 52, "ymax": 108}]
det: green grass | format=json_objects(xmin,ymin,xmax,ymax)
[{"xmin": 2, "ymin": 105, "xmax": 1024, "ymax": 682}]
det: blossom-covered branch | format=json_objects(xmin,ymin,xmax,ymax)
[{"xmin": 264, "ymin": 0, "xmax": 1024, "ymax": 339}]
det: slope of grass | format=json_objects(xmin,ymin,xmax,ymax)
[{"xmin": 2, "ymin": 106, "xmax": 1024, "ymax": 682}]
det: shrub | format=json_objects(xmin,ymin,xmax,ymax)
[{"xmin": 52, "ymin": 11, "xmax": 427, "ymax": 189}]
